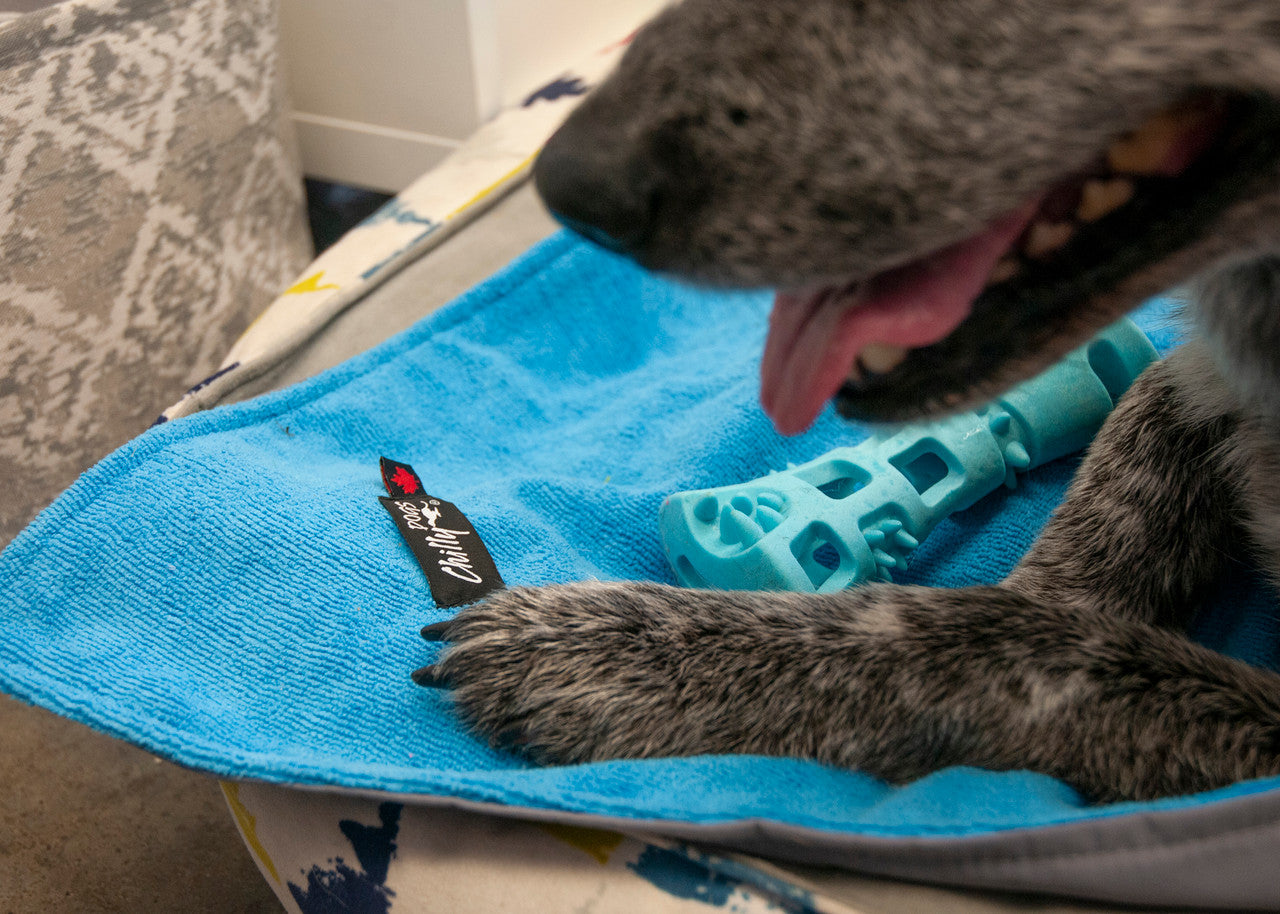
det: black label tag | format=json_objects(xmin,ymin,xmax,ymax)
[{"xmin": 378, "ymin": 458, "xmax": 504, "ymax": 608}]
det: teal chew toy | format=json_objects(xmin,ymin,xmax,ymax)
[{"xmin": 659, "ymin": 318, "xmax": 1159, "ymax": 593}]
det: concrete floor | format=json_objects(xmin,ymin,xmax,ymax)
[{"xmin": 1, "ymin": 696, "xmax": 280, "ymax": 911}]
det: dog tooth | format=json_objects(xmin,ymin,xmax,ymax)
[
  {"xmin": 858, "ymin": 342, "xmax": 908, "ymax": 375},
  {"xmin": 987, "ymin": 257, "xmax": 1020, "ymax": 285},
  {"xmin": 1106, "ymin": 107, "xmax": 1195, "ymax": 175},
  {"xmin": 1077, "ymin": 178, "xmax": 1135, "ymax": 221},
  {"xmin": 1023, "ymin": 221, "xmax": 1074, "ymax": 258}
]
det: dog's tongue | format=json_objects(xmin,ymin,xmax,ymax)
[{"xmin": 760, "ymin": 206, "xmax": 1035, "ymax": 435}]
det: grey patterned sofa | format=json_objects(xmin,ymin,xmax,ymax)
[{"xmin": 0, "ymin": 0, "xmax": 312, "ymax": 548}]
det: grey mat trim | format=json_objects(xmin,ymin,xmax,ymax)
[
  {"xmin": 177, "ymin": 170, "xmax": 548, "ymax": 419},
  {"xmin": 221, "ymin": 181, "xmax": 558, "ymax": 405}
]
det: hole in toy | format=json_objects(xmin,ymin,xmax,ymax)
[
  {"xmin": 890, "ymin": 448, "xmax": 949, "ymax": 495},
  {"xmin": 817, "ymin": 479, "xmax": 857, "ymax": 499},
  {"xmin": 790, "ymin": 522, "xmax": 848, "ymax": 589},
  {"xmin": 731, "ymin": 495, "xmax": 755, "ymax": 515},
  {"xmin": 676, "ymin": 555, "xmax": 710, "ymax": 588},
  {"xmin": 813, "ymin": 543, "xmax": 841, "ymax": 570},
  {"xmin": 796, "ymin": 459, "xmax": 871, "ymax": 499},
  {"xmin": 1087, "ymin": 339, "xmax": 1131, "ymax": 404}
]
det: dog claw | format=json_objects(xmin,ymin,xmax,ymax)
[
  {"xmin": 420, "ymin": 620, "xmax": 456, "ymax": 642},
  {"xmin": 411, "ymin": 665, "xmax": 452, "ymax": 688}
]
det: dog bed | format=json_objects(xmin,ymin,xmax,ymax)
[{"xmin": 3, "ymin": 214, "xmax": 1280, "ymax": 908}]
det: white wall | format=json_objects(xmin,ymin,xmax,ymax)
[
  {"xmin": 479, "ymin": 0, "xmax": 667, "ymax": 112},
  {"xmin": 279, "ymin": 0, "xmax": 667, "ymax": 193}
]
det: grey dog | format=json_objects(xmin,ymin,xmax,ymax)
[{"xmin": 418, "ymin": 0, "xmax": 1280, "ymax": 804}]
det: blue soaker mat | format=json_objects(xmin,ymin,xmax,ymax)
[{"xmin": 2, "ymin": 231, "xmax": 1278, "ymax": 840}]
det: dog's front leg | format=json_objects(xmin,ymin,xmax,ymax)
[
  {"xmin": 1190, "ymin": 253, "xmax": 1280, "ymax": 586},
  {"xmin": 421, "ymin": 573, "xmax": 1280, "ymax": 801},
  {"xmin": 1006, "ymin": 342, "xmax": 1244, "ymax": 628}
]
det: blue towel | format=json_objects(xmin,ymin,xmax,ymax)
[{"xmin": 2, "ymin": 231, "xmax": 1278, "ymax": 838}]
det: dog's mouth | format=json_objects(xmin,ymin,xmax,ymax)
[{"xmin": 761, "ymin": 90, "xmax": 1280, "ymax": 434}]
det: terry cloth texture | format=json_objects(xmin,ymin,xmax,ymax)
[{"xmin": 2, "ymin": 232, "xmax": 1279, "ymax": 844}]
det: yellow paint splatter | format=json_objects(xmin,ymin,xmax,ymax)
[
  {"xmin": 283, "ymin": 271, "xmax": 340, "ymax": 296},
  {"xmin": 536, "ymin": 822, "xmax": 626, "ymax": 865},
  {"xmin": 220, "ymin": 781, "xmax": 281, "ymax": 884}
]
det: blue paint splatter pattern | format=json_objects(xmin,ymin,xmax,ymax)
[
  {"xmin": 523, "ymin": 75, "xmax": 590, "ymax": 107},
  {"xmin": 627, "ymin": 845, "xmax": 816, "ymax": 912},
  {"xmin": 288, "ymin": 802, "xmax": 403, "ymax": 914},
  {"xmin": 354, "ymin": 199, "xmax": 441, "ymax": 281}
]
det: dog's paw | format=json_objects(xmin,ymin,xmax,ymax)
[{"xmin": 417, "ymin": 580, "xmax": 811, "ymax": 764}]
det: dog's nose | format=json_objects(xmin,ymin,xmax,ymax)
[{"xmin": 534, "ymin": 121, "xmax": 656, "ymax": 256}]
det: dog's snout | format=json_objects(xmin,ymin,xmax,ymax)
[{"xmin": 534, "ymin": 121, "xmax": 658, "ymax": 256}]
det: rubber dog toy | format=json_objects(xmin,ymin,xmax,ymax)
[{"xmin": 659, "ymin": 318, "xmax": 1159, "ymax": 593}]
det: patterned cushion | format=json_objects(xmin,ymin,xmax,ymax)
[{"xmin": 0, "ymin": 0, "xmax": 312, "ymax": 546}]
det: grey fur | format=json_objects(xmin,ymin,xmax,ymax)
[{"xmin": 424, "ymin": 0, "xmax": 1280, "ymax": 803}]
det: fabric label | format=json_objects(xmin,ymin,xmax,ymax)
[{"xmin": 378, "ymin": 457, "xmax": 504, "ymax": 608}]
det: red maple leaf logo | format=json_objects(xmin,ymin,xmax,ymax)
[{"xmin": 390, "ymin": 466, "xmax": 419, "ymax": 494}]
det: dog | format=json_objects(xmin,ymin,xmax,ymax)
[{"xmin": 417, "ymin": 0, "xmax": 1280, "ymax": 804}]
